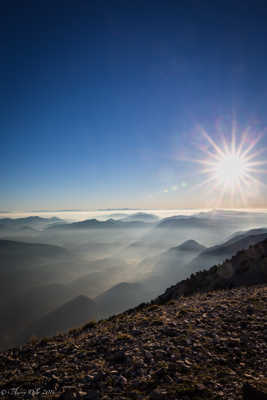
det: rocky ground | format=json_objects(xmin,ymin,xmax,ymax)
[{"xmin": 0, "ymin": 284, "xmax": 266, "ymax": 399}]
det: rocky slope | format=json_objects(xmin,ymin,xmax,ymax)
[{"xmin": 0, "ymin": 241, "xmax": 267, "ymax": 399}]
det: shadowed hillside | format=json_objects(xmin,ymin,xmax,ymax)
[
  {"xmin": 0, "ymin": 284, "xmax": 80, "ymax": 350},
  {"xmin": 95, "ymin": 282, "xmax": 151, "ymax": 317},
  {"xmin": 156, "ymin": 238, "xmax": 267, "ymax": 304},
  {"xmin": 136, "ymin": 239, "xmax": 207, "ymax": 296},
  {"xmin": 0, "ymin": 239, "xmax": 68, "ymax": 269},
  {"xmin": 20, "ymin": 295, "xmax": 97, "ymax": 342},
  {"xmin": 186, "ymin": 232, "xmax": 267, "ymax": 277}
]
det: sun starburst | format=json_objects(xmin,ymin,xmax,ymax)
[{"xmin": 195, "ymin": 127, "xmax": 267, "ymax": 207}]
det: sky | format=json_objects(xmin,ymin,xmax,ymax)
[{"xmin": 1, "ymin": 0, "xmax": 267, "ymax": 211}]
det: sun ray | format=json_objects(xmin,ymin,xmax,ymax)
[
  {"xmin": 231, "ymin": 119, "xmax": 236, "ymax": 154},
  {"xmin": 241, "ymin": 134, "xmax": 262, "ymax": 158},
  {"xmin": 198, "ymin": 145, "xmax": 223, "ymax": 162},
  {"xmin": 246, "ymin": 159, "xmax": 267, "ymax": 167},
  {"xmin": 236, "ymin": 129, "xmax": 250, "ymax": 156},
  {"xmin": 243, "ymin": 146, "xmax": 267, "ymax": 161},
  {"xmin": 201, "ymin": 129, "xmax": 226, "ymax": 158},
  {"xmin": 246, "ymin": 168, "xmax": 267, "ymax": 174},
  {"xmin": 222, "ymin": 134, "xmax": 230, "ymax": 154}
]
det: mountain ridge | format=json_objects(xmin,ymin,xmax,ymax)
[
  {"xmin": 47, "ymin": 218, "xmax": 151, "ymax": 230},
  {"xmin": 187, "ymin": 232, "xmax": 267, "ymax": 274},
  {"xmin": 155, "ymin": 238, "xmax": 267, "ymax": 305}
]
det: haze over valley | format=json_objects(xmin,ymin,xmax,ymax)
[{"xmin": 1, "ymin": 208, "xmax": 267, "ymax": 350}]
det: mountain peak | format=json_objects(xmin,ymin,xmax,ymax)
[{"xmin": 173, "ymin": 239, "xmax": 206, "ymax": 252}]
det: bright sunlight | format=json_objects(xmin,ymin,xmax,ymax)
[
  {"xmin": 211, "ymin": 152, "xmax": 248, "ymax": 188},
  {"xmin": 195, "ymin": 126, "xmax": 267, "ymax": 206}
]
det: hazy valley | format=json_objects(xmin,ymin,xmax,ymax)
[{"xmin": 1, "ymin": 209, "xmax": 267, "ymax": 352}]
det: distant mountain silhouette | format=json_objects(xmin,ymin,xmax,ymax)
[
  {"xmin": 137, "ymin": 240, "xmax": 207, "ymax": 295},
  {"xmin": 48, "ymin": 218, "xmax": 149, "ymax": 230},
  {"xmin": 127, "ymin": 215, "xmax": 237, "ymax": 259},
  {"xmin": 0, "ymin": 239, "xmax": 86, "ymax": 317},
  {"xmin": 0, "ymin": 239, "xmax": 68, "ymax": 270},
  {"xmin": 226, "ymin": 227, "xmax": 267, "ymax": 244},
  {"xmin": 121, "ymin": 213, "xmax": 159, "ymax": 222},
  {"xmin": 68, "ymin": 257, "xmax": 131, "ymax": 297},
  {"xmin": 21, "ymin": 295, "xmax": 97, "ymax": 341},
  {"xmin": 0, "ymin": 216, "xmax": 62, "ymax": 232},
  {"xmin": 107, "ymin": 213, "xmax": 129, "ymax": 218},
  {"xmin": 156, "ymin": 238, "xmax": 267, "ymax": 304},
  {"xmin": 169, "ymin": 239, "xmax": 206, "ymax": 252},
  {"xmin": 187, "ymin": 231, "xmax": 267, "ymax": 273},
  {"xmin": 156, "ymin": 215, "xmax": 216, "ymax": 229}
]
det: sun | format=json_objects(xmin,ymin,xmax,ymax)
[
  {"xmin": 195, "ymin": 126, "xmax": 267, "ymax": 206},
  {"xmin": 210, "ymin": 151, "xmax": 248, "ymax": 189}
]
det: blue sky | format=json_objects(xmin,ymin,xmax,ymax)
[{"xmin": 1, "ymin": 0, "xmax": 267, "ymax": 211}]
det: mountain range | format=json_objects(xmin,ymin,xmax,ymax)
[
  {"xmin": 187, "ymin": 230, "xmax": 267, "ymax": 273},
  {"xmin": 0, "ymin": 216, "xmax": 62, "ymax": 232},
  {"xmin": 47, "ymin": 218, "xmax": 152, "ymax": 230}
]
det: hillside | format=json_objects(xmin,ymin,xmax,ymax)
[
  {"xmin": 95, "ymin": 282, "xmax": 151, "ymax": 317},
  {"xmin": 20, "ymin": 295, "xmax": 97, "ymax": 342},
  {"xmin": 0, "ymin": 240, "xmax": 266, "ymax": 399},
  {"xmin": 0, "ymin": 284, "xmax": 80, "ymax": 350},
  {"xmin": 136, "ymin": 240, "xmax": 207, "ymax": 296},
  {"xmin": 156, "ymin": 239, "xmax": 267, "ymax": 305},
  {"xmin": 186, "ymin": 231, "xmax": 267, "ymax": 274},
  {"xmin": 0, "ymin": 239, "xmax": 68, "ymax": 269}
]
